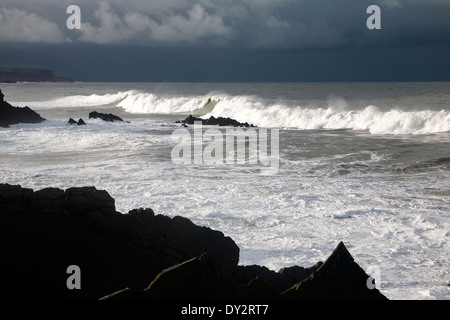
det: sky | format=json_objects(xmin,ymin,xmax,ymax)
[{"xmin": 0, "ymin": 0, "xmax": 449, "ymax": 82}]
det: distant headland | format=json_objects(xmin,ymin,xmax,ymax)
[{"xmin": 0, "ymin": 67, "xmax": 73, "ymax": 83}]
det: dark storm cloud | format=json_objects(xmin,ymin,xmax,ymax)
[
  {"xmin": 0, "ymin": 0, "xmax": 449, "ymax": 81},
  {"xmin": 1, "ymin": 0, "xmax": 449, "ymax": 48}
]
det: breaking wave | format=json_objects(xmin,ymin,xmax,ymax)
[{"xmin": 14, "ymin": 90, "xmax": 450, "ymax": 135}]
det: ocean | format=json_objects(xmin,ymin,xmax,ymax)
[{"xmin": 1, "ymin": 81, "xmax": 449, "ymax": 299}]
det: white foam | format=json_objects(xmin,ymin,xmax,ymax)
[
  {"xmin": 204, "ymin": 98, "xmax": 450, "ymax": 135},
  {"xmin": 11, "ymin": 91, "xmax": 129, "ymax": 109},
  {"xmin": 117, "ymin": 91, "xmax": 215, "ymax": 114}
]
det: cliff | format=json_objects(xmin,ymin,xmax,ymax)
[{"xmin": 0, "ymin": 67, "xmax": 73, "ymax": 83}]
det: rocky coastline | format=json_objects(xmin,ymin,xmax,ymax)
[{"xmin": 0, "ymin": 183, "xmax": 387, "ymax": 300}]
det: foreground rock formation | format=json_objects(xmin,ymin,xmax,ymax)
[
  {"xmin": 0, "ymin": 183, "xmax": 387, "ymax": 300},
  {"xmin": 0, "ymin": 90, "xmax": 45, "ymax": 127}
]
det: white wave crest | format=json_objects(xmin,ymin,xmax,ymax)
[
  {"xmin": 203, "ymin": 97, "xmax": 450, "ymax": 135},
  {"xmin": 12, "ymin": 90, "xmax": 450, "ymax": 134},
  {"xmin": 117, "ymin": 91, "xmax": 215, "ymax": 114},
  {"xmin": 12, "ymin": 92, "xmax": 129, "ymax": 109}
]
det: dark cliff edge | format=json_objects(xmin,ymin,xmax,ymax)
[
  {"xmin": 0, "ymin": 183, "xmax": 388, "ymax": 301},
  {"xmin": 0, "ymin": 68, "xmax": 73, "ymax": 83}
]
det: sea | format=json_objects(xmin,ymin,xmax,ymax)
[{"xmin": 1, "ymin": 81, "xmax": 449, "ymax": 300}]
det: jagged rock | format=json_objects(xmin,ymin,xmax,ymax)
[
  {"xmin": 89, "ymin": 111, "xmax": 124, "ymax": 122},
  {"xmin": 177, "ymin": 114, "xmax": 255, "ymax": 127},
  {"xmin": 68, "ymin": 118, "xmax": 86, "ymax": 125},
  {"xmin": 281, "ymin": 241, "xmax": 388, "ymax": 300},
  {"xmin": 233, "ymin": 262, "xmax": 322, "ymax": 293},
  {"xmin": 0, "ymin": 90, "xmax": 45, "ymax": 127}
]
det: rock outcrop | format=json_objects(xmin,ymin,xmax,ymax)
[
  {"xmin": 68, "ymin": 118, "xmax": 86, "ymax": 125},
  {"xmin": 177, "ymin": 115, "xmax": 256, "ymax": 127},
  {"xmin": 281, "ymin": 241, "xmax": 387, "ymax": 300},
  {"xmin": 89, "ymin": 111, "xmax": 124, "ymax": 122},
  {"xmin": 0, "ymin": 183, "xmax": 387, "ymax": 300},
  {"xmin": 0, "ymin": 89, "xmax": 46, "ymax": 127}
]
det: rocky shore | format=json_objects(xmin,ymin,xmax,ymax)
[
  {"xmin": 0, "ymin": 89, "xmax": 46, "ymax": 127},
  {"xmin": 0, "ymin": 183, "xmax": 387, "ymax": 300}
]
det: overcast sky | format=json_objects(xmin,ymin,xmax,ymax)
[{"xmin": 0, "ymin": 0, "xmax": 449, "ymax": 81}]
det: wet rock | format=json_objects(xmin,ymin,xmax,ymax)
[
  {"xmin": 0, "ymin": 90, "xmax": 45, "ymax": 128},
  {"xmin": 177, "ymin": 114, "xmax": 255, "ymax": 127},
  {"xmin": 89, "ymin": 111, "xmax": 124, "ymax": 122}
]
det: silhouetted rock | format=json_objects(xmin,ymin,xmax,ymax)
[
  {"xmin": 89, "ymin": 111, "xmax": 124, "ymax": 122},
  {"xmin": 139, "ymin": 253, "xmax": 236, "ymax": 299},
  {"xmin": 68, "ymin": 118, "xmax": 77, "ymax": 125},
  {"xmin": 0, "ymin": 184, "xmax": 239, "ymax": 299},
  {"xmin": 0, "ymin": 90, "xmax": 45, "ymax": 128},
  {"xmin": 281, "ymin": 242, "xmax": 388, "ymax": 300},
  {"xmin": 177, "ymin": 114, "xmax": 255, "ymax": 127},
  {"xmin": 233, "ymin": 262, "xmax": 322, "ymax": 293},
  {"xmin": 0, "ymin": 183, "xmax": 388, "ymax": 300},
  {"xmin": 77, "ymin": 118, "xmax": 86, "ymax": 125}
]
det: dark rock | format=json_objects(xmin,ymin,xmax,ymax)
[
  {"xmin": 233, "ymin": 262, "xmax": 322, "ymax": 293},
  {"xmin": 177, "ymin": 114, "xmax": 255, "ymax": 127},
  {"xmin": 30, "ymin": 187, "xmax": 64, "ymax": 215},
  {"xmin": 0, "ymin": 90, "xmax": 45, "ymax": 127},
  {"xmin": 141, "ymin": 253, "xmax": 236, "ymax": 300},
  {"xmin": 281, "ymin": 242, "xmax": 388, "ymax": 300},
  {"xmin": 89, "ymin": 111, "xmax": 124, "ymax": 122},
  {"xmin": 234, "ymin": 276, "xmax": 280, "ymax": 300},
  {"xmin": 278, "ymin": 263, "xmax": 323, "ymax": 287},
  {"xmin": 62, "ymin": 186, "xmax": 117, "ymax": 217},
  {"xmin": 77, "ymin": 118, "xmax": 86, "ymax": 125},
  {"xmin": 0, "ymin": 183, "xmax": 388, "ymax": 300},
  {"xmin": 0, "ymin": 184, "xmax": 240, "ymax": 299},
  {"xmin": 68, "ymin": 118, "xmax": 77, "ymax": 125}
]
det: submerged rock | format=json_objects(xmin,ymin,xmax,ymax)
[{"xmin": 0, "ymin": 89, "xmax": 45, "ymax": 128}]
